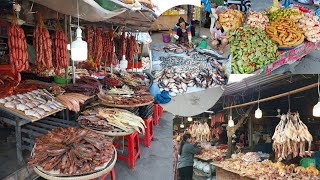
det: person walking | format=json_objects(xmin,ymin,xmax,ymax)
[{"xmin": 177, "ymin": 133, "xmax": 202, "ymax": 180}]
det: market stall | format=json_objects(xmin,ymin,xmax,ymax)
[
  {"xmin": 173, "ymin": 74, "xmax": 320, "ymax": 180},
  {"xmin": 227, "ymin": 3, "xmax": 320, "ymax": 74},
  {"xmin": 0, "ymin": 0, "xmax": 166, "ymax": 179}
]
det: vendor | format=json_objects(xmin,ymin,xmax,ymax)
[
  {"xmin": 224, "ymin": 0, "xmax": 251, "ymax": 12},
  {"xmin": 172, "ymin": 17, "xmax": 195, "ymax": 45},
  {"xmin": 178, "ymin": 133, "xmax": 202, "ymax": 180},
  {"xmin": 210, "ymin": 19, "xmax": 228, "ymax": 55}
]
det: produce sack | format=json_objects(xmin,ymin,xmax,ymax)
[{"xmin": 95, "ymin": 0, "xmax": 122, "ymax": 11}]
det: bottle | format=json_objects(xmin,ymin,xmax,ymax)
[{"xmin": 119, "ymin": 55, "xmax": 128, "ymax": 70}]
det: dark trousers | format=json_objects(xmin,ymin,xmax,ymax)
[{"xmin": 178, "ymin": 166, "xmax": 193, "ymax": 180}]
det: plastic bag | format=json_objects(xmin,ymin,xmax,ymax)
[{"xmin": 298, "ymin": 0, "xmax": 310, "ymax": 4}]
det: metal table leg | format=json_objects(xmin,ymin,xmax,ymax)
[{"xmin": 15, "ymin": 119, "xmax": 23, "ymax": 164}]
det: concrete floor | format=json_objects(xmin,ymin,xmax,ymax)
[{"xmin": 115, "ymin": 112, "xmax": 174, "ymax": 180}]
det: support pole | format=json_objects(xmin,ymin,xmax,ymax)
[
  {"xmin": 224, "ymin": 82, "xmax": 318, "ymax": 110},
  {"xmin": 226, "ymin": 105, "xmax": 254, "ymax": 158}
]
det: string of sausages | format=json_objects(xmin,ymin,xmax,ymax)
[
  {"xmin": 33, "ymin": 16, "xmax": 53, "ymax": 72},
  {"xmin": 116, "ymin": 30, "xmax": 126, "ymax": 60},
  {"xmin": 102, "ymin": 28, "xmax": 118, "ymax": 67},
  {"xmin": 125, "ymin": 35, "xmax": 139, "ymax": 61},
  {"xmin": 8, "ymin": 23, "xmax": 29, "ymax": 72},
  {"xmin": 109, "ymin": 30, "xmax": 118, "ymax": 66},
  {"xmin": 52, "ymin": 29, "xmax": 67, "ymax": 75},
  {"xmin": 93, "ymin": 27, "xmax": 103, "ymax": 69},
  {"xmin": 85, "ymin": 26, "xmax": 94, "ymax": 60}
]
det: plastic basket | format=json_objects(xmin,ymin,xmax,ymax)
[
  {"xmin": 300, "ymin": 158, "xmax": 316, "ymax": 168},
  {"xmin": 162, "ymin": 33, "xmax": 171, "ymax": 43}
]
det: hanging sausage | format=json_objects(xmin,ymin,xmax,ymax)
[
  {"xmin": 52, "ymin": 23, "xmax": 67, "ymax": 75},
  {"xmin": 8, "ymin": 19, "xmax": 29, "ymax": 72},
  {"xmin": 33, "ymin": 15, "xmax": 53, "ymax": 72}
]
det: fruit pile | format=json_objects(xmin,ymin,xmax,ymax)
[
  {"xmin": 246, "ymin": 11, "xmax": 269, "ymax": 30},
  {"xmin": 297, "ymin": 14, "xmax": 320, "ymax": 43},
  {"xmin": 229, "ymin": 27, "xmax": 279, "ymax": 74},
  {"xmin": 218, "ymin": 9, "xmax": 245, "ymax": 32},
  {"xmin": 267, "ymin": 8, "xmax": 303, "ymax": 22},
  {"xmin": 266, "ymin": 18, "xmax": 305, "ymax": 48}
]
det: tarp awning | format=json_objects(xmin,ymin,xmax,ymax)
[{"xmin": 30, "ymin": 0, "xmax": 127, "ymax": 22}]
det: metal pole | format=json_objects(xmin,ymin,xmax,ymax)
[
  {"xmin": 68, "ymin": 16, "xmax": 75, "ymax": 84},
  {"xmin": 16, "ymin": 119, "xmax": 23, "ymax": 164}
]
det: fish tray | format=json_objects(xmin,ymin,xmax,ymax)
[
  {"xmin": 33, "ymin": 146, "xmax": 117, "ymax": 180},
  {"xmin": 99, "ymin": 100, "xmax": 154, "ymax": 108},
  {"xmin": 81, "ymin": 125, "xmax": 136, "ymax": 137}
]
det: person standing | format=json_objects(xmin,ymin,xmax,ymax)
[{"xmin": 177, "ymin": 133, "xmax": 202, "ymax": 180}]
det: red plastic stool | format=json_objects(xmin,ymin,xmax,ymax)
[
  {"xmin": 139, "ymin": 116, "xmax": 154, "ymax": 148},
  {"xmin": 91, "ymin": 167, "xmax": 116, "ymax": 180},
  {"xmin": 114, "ymin": 131, "xmax": 140, "ymax": 169},
  {"xmin": 158, "ymin": 105, "xmax": 164, "ymax": 117},
  {"xmin": 153, "ymin": 104, "xmax": 160, "ymax": 126}
]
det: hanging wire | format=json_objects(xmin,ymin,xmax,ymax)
[
  {"xmin": 288, "ymin": 94, "xmax": 291, "ymax": 113},
  {"xmin": 77, "ymin": 0, "xmax": 80, "ymax": 27}
]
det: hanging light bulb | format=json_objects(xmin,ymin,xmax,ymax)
[
  {"xmin": 313, "ymin": 74, "xmax": 320, "ymax": 117},
  {"xmin": 71, "ymin": 0, "xmax": 87, "ymax": 61},
  {"xmin": 187, "ymin": 117, "xmax": 193, "ymax": 122},
  {"xmin": 180, "ymin": 123, "xmax": 185, "ymax": 128},
  {"xmin": 228, "ymin": 115, "xmax": 234, "ymax": 127},
  {"xmin": 255, "ymin": 86, "xmax": 262, "ymax": 119},
  {"xmin": 255, "ymin": 107, "xmax": 262, "ymax": 119}
]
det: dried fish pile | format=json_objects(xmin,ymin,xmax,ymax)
[
  {"xmin": 28, "ymin": 128, "xmax": 114, "ymax": 175},
  {"xmin": 115, "ymin": 71, "xmax": 146, "ymax": 90},
  {"xmin": 0, "ymin": 89, "xmax": 64, "ymax": 119},
  {"xmin": 160, "ymin": 56, "xmax": 184, "ymax": 67},
  {"xmin": 272, "ymin": 112, "xmax": 313, "ymax": 161},
  {"xmin": 55, "ymin": 93, "xmax": 89, "ymax": 112},
  {"xmin": 154, "ymin": 60, "xmax": 227, "ymax": 96},
  {"xmin": 107, "ymin": 86, "xmax": 134, "ymax": 95},
  {"xmin": 154, "ymin": 67, "xmax": 197, "ymax": 96},
  {"xmin": 78, "ymin": 107, "xmax": 146, "ymax": 134},
  {"xmin": 65, "ymin": 76, "xmax": 101, "ymax": 96},
  {"xmin": 98, "ymin": 88, "xmax": 153, "ymax": 106}
]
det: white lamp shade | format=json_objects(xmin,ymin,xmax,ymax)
[
  {"xmin": 180, "ymin": 124, "xmax": 185, "ymax": 128},
  {"xmin": 71, "ymin": 27, "xmax": 88, "ymax": 61},
  {"xmin": 255, "ymin": 107, "xmax": 262, "ymax": 119},
  {"xmin": 119, "ymin": 55, "xmax": 128, "ymax": 69},
  {"xmin": 187, "ymin": 117, "xmax": 193, "ymax": 122},
  {"xmin": 228, "ymin": 119, "xmax": 234, "ymax": 127},
  {"xmin": 313, "ymin": 101, "xmax": 320, "ymax": 117}
]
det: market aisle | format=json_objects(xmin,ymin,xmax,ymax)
[{"xmin": 114, "ymin": 112, "xmax": 174, "ymax": 180}]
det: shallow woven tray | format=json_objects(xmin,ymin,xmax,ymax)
[
  {"xmin": 99, "ymin": 100, "xmax": 154, "ymax": 108},
  {"xmin": 81, "ymin": 125, "xmax": 135, "ymax": 137},
  {"xmin": 33, "ymin": 147, "xmax": 117, "ymax": 180}
]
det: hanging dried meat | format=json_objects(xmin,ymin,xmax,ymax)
[
  {"xmin": 85, "ymin": 26, "xmax": 94, "ymax": 60},
  {"xmin": 93, "ymin": 27, "xmax": 103, "ymax": 69},
  {"xmin": 126, "ymin": 35, "xmax": 139, "ymax": 61},
  {"xmin": 52, "ymin": 25, "xmax": 67, "ymax": 75},
  {"xmin": 102, "ymin": 28, "xmax": 118, "ymax": 67},
  {"xmin": 33, "ymin": 15, "xmax": 53, "ymax": 72},
  {"xmin": 115, "ymin": 30, "xmax": 126, "ymax": 60},
  {"xmin": 8, "ymin": 20, "xmax": 29, "ymax": 72}
]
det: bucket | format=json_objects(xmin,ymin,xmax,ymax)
[
  {"xmin": 162, "ymin": 33, "xmax": 171, "ymax": 43},
  {"xmin": 300, "ymin": 158, "xmax": 316, "ymax": 168},
  {"xmin": 198, "ymin": 39, "xmax": 207, "ymax": 49}
]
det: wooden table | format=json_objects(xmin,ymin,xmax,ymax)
[
  {"xmin": 0, "ymin": 106, "xmax": 66, "ymax": 164},
  {"xmin": 211, "ymin": 162, "xmax": 254, "ymax": 180},
  {"xmin": 149, "ymin": 14, "xmax": 188, "ymax": 31}
]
